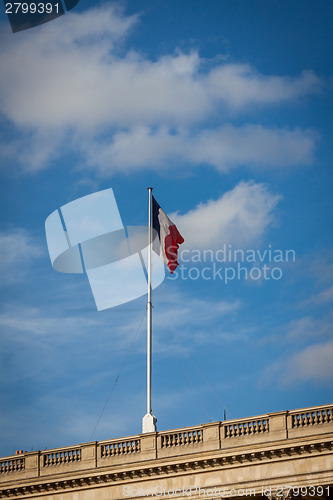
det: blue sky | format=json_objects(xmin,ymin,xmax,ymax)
[{"xmin": 0, "ymin": 0, "xmax": 332, "ymax": 457}]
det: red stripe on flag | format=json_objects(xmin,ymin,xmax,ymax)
[{"xmin": 164, "ymin": 224, "xmax": 185, "ymax": 273}]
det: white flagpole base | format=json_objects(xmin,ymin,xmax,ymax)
[{"xmin": 142, "ymin": 413, "xmax": 157, "ymax": 433}]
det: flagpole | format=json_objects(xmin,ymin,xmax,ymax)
[
  {"xmin": 142, "ymin": 187, "xmax": 157, "ymax": 433},
  {"xmin": 147, "ymin": 187, "xmax": 153, "ymax": 415}
]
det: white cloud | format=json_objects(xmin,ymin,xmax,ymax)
[
  {"xmin": 301, "ymin": 286, "xmax": 333, "ymax": 307},
  {"xmin": 0, "ymin": 5, "xmax": 321, "ymax": 173},
  {"xmin": 206, "ymin": 65, "xmax": 321, "ymax": 108},
  {"xmin": 0, "ymin": 15, "xmax": 320, "ymax": 129},
  {"xmin": 171, "ymin": 181, "xmax": 281, "ymax": 249},
  {"xmin": 287, "ymin": 315, "xmax": 332, "ymax": 340},
  {"xmin": 284, "ymin": 340, "xmax": 333, "ymax": 383},
  {"xmin": 0, "ymin": 305, "xmax": 99, "ymax": 336},
  {"xmin": 310, "ymin": 286, "xmax": 333, "ymax": 304},
  {"xmin": 81, "ymin": 125, "xmax": 316, "ymax": 174},
  {"xmin": 149, "ymin": 285, "xmax": 249, "ymax": 353},
  {"xmin": 155, "ymin": 294, "xmax": 241, "ymax": 331},
  {"xmin": 0, "ymin": 228, "xmax": 43, "ymax": 281},
  {"xmin": 0, "ymin": 128, "xmax": 65, "ymax": 173}
]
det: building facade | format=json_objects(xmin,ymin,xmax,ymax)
[{"xmin": 1, "ymin": 404, "xmax": 332, "ymax": 499}]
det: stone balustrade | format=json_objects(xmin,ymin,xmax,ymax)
[
  {"xmin": 224, "ymin": 416, "xmax": 269, "ymax": 438},
  {"xmin": 160, "ymin": 428, "xmax": 203, "ymax": 448},
  {"xmin": 0, "ymin": 458, "xmax": 24, "ymax": 474},
  {"xmin": 290, "ymin": 406, "xmax": 332, "ymax": 428},
  {"xmin": 100, "ymin": 438, "xmax": 141, "ymax": 458},
  {"xmin": 0, "ymin": 403, "xmax": 332, "ymax": 483},
  {"xmin": 42, "ymin": 447, "xmax": 81, "ymax": 467}
]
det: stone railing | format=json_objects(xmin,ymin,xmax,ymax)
[
  {"xmin": 100, "ymin": 438, "xmax": 141, "ymax": 458},
  {"xmin": 1, "ymin": 403, "xmax": 332, "ymax": 482},
  {"xmin": 290, "ymin": 405, "xmax": 332, "ymax": 428},
  {"xmin": 42, "ymin": 447, "xmax": 81, "ymax": 467},
  {"xmin": 224, "ymin": 416, "xmax": 269, "ymax": 438},
  {"xmin": 0, "ymin": 458, "xmax": 25, "ymax": 474},
  {"xmin": 160, "ymin": 429, "xmax": 203, "ymax": 448}
]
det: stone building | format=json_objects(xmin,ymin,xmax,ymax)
[{"xmin": 1, "ymin": 403, "xmax": 332, "ymax": 499}]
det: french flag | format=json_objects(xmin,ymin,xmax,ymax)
[{"xmin": 152, "ymin": 196, "xmax": 184, "ymax": 274}]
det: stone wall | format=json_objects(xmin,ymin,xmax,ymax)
[{"xmin": 1, "ymin": 404, "xmax": 332, "ymax": 499}]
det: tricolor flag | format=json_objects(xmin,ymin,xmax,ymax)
[{"xmin": 152, "ymin": 196, "xmax": 184, "ymax": 274}]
